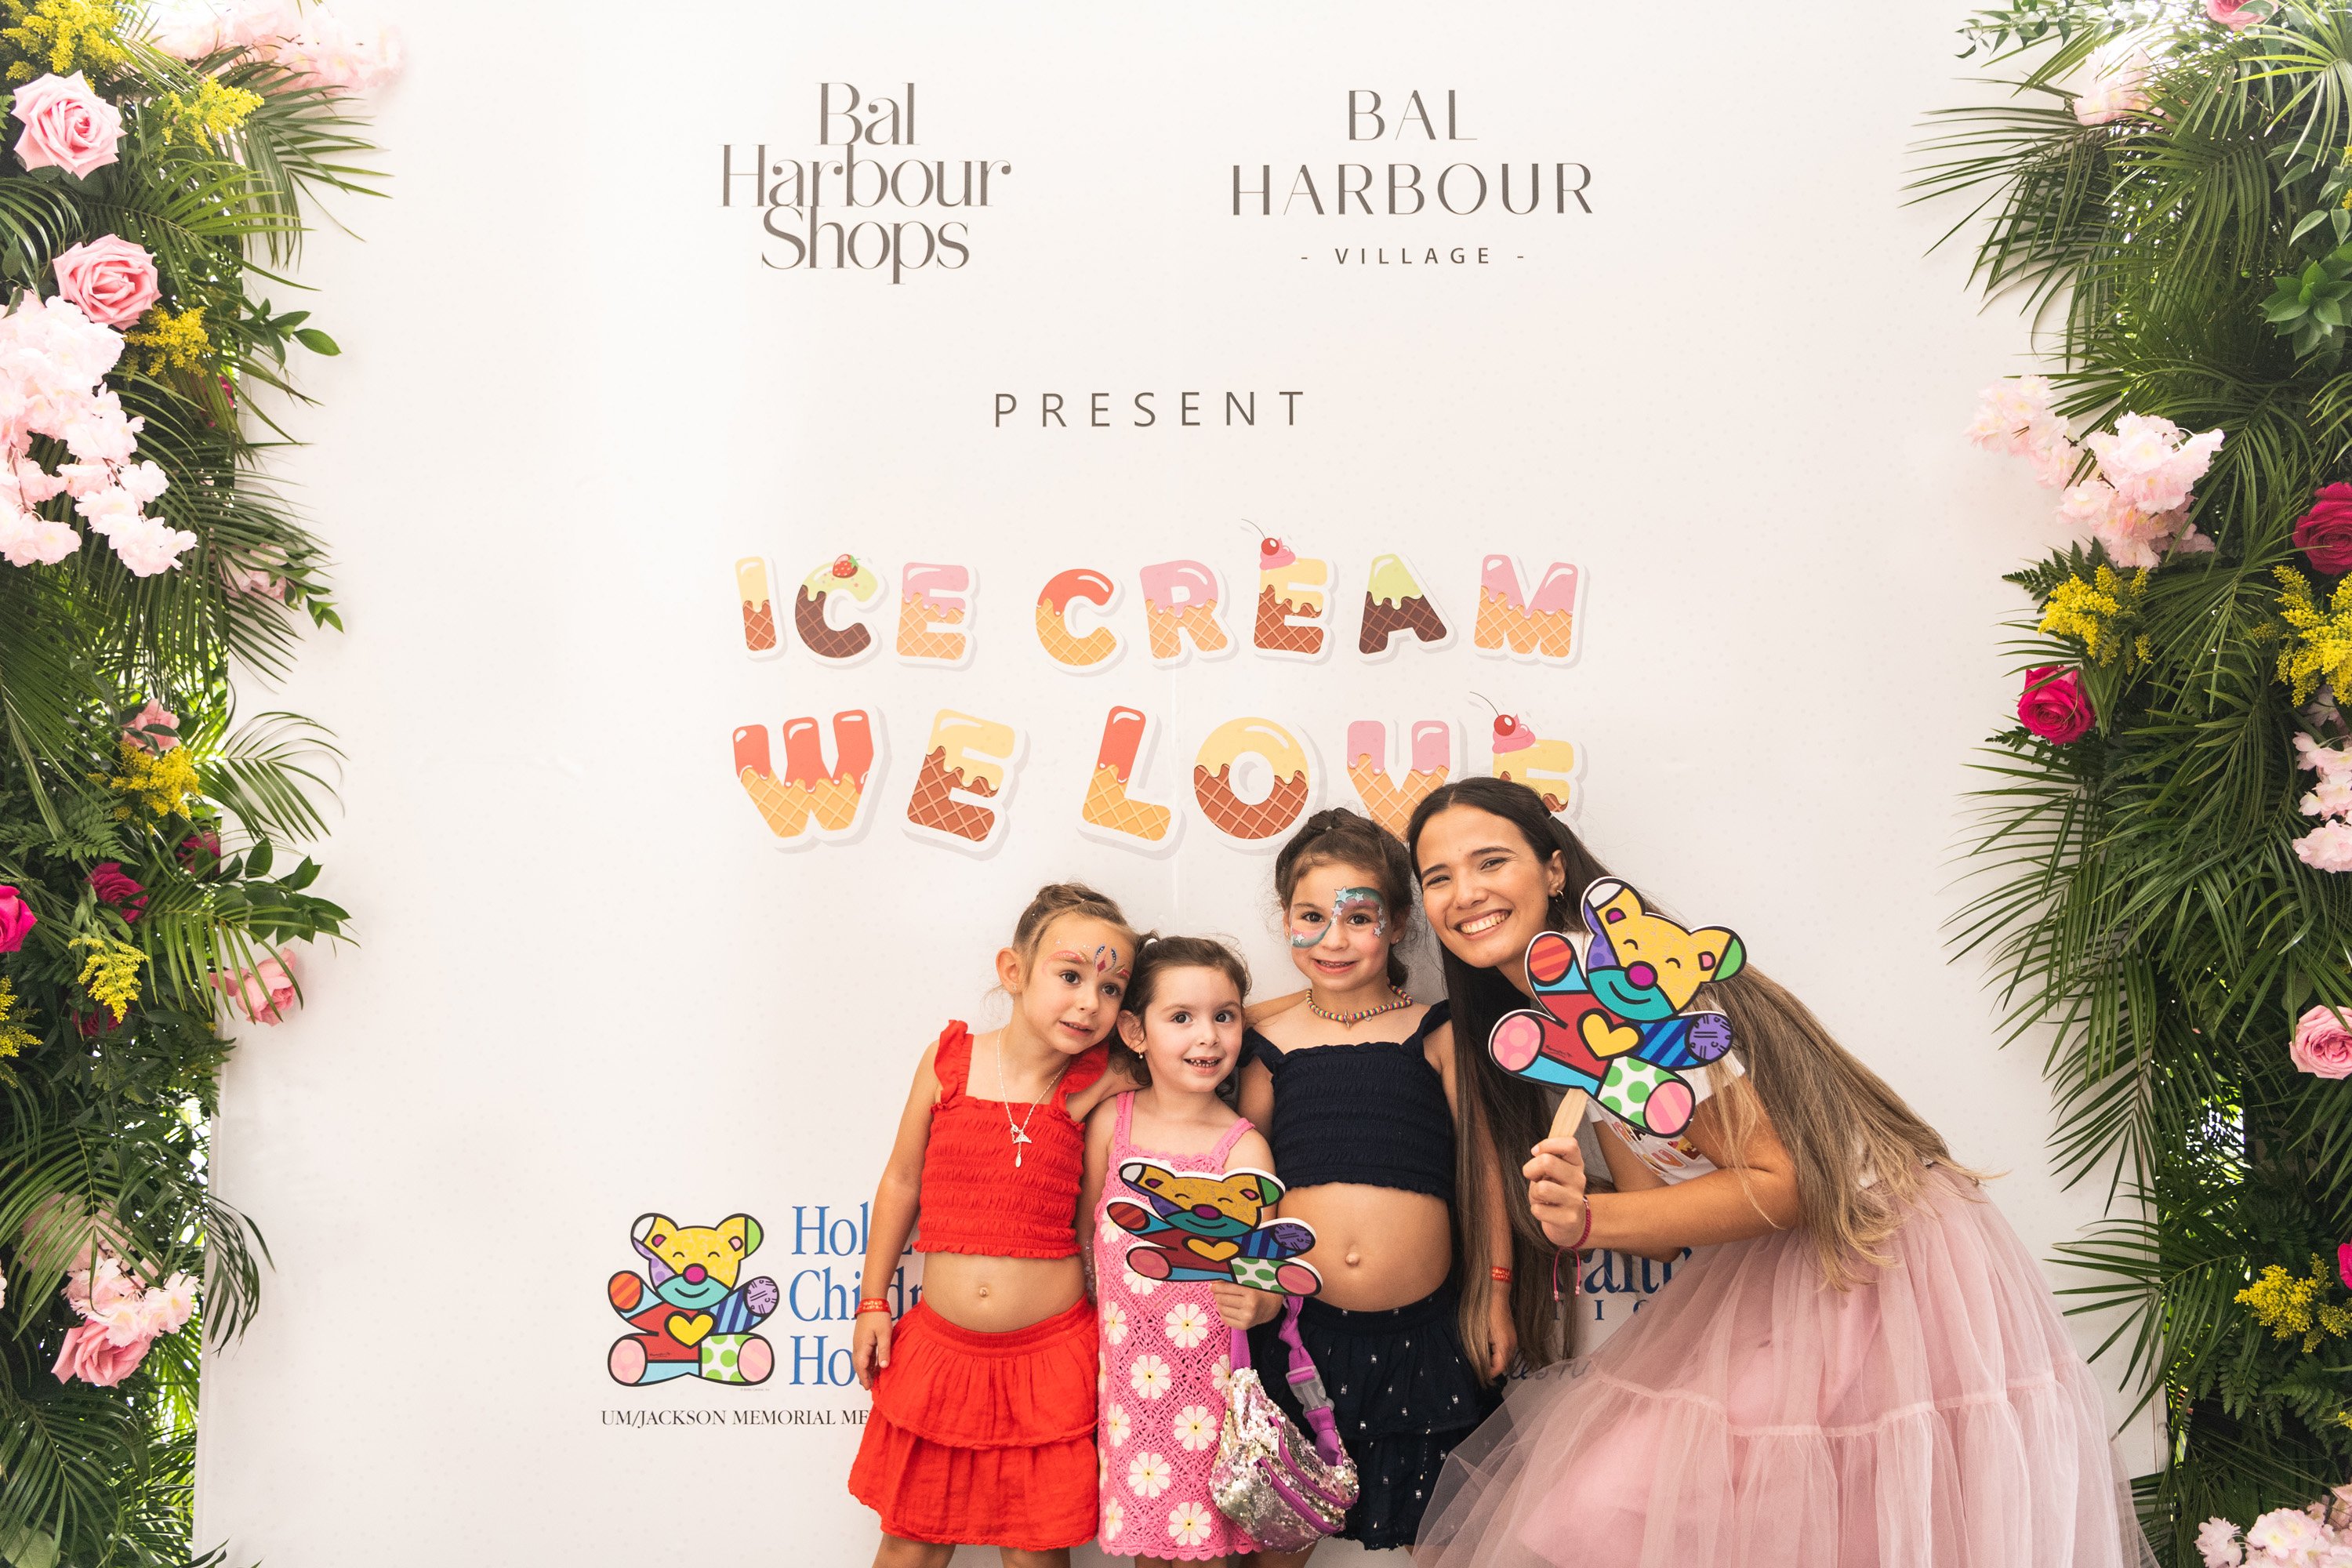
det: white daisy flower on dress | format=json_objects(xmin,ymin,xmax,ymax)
[
  {"xmin": 1169, "ymin": 1500, "xmax": 1214, "ymax": 1548},
  {"xmin": 1124, "ymin": 1265, "xmax": 1159, "ymax": 1297},
  {"xmin": 1127, "ymin": 1450, "xmax": 1173, "ymax": 1499},
  {"xmin": 1129, "ymin": 1352, "xmax": 1172, "ymax": 1400},
  {"xmin": 1210, "ymin": 1353, "xmax": 1232, "ymax": 1395},
  {"xmin": 1102, "ymin": 1496, "xmax": 1124, "ymax": 1538},
  {"xmin": 1105, "ymin": 1403, "xmax": 1131, "ymax": 1447},
  {"xmin": 1164, "ymin": 1300, "xmax": 1210, "ymax": 1348},
  {"xmin": 1104, "ymin": 1300, "xmax": 1130, "ymax": 1345},
  {"xmin": 1173, "ymin": 1403, "xmax": 1216, "ymax": 1452}
]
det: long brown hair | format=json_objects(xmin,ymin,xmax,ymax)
[
  {"xmin": 1408, "ymin": 778, "xmax": 1974, "ymax": 1302},
  {"xmin": 1406, "ymin": 779, "xmax": 1609, "ymax": 1374}
]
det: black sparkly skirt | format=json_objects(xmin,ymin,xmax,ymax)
[{"xmin": 1247, "ymin": 1282, "xmax": 1501, "ymax": 1551}]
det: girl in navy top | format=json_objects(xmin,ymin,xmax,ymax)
[{"xmin": 1236, "ymin": 808, "xmax": 1557, "ymax": 1558}]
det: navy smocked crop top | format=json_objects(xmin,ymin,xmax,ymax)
[{"xmin": 1243, "ymin": 1001, "xmax": 1454, "ymax": 1203}]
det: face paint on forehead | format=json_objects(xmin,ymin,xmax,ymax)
[{"xmin": 1094, "ymin": 943, "xmax": 1127, "ymax": 978}]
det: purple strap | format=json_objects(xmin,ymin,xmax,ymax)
[{"xmin": 1232, "ymin": 1300, "xmax": 1345, "ymax": 1467}]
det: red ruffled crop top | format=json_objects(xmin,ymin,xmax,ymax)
[{"xmin": 916, "ymin": 1021, "xmax": 1107, "ymax": 1259}]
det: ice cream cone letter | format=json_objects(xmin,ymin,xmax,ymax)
[
  {"xmin": 735, "ymin": 557, "xmax": 779, "ymax": 658},
  {"xmin": 1080, "ymin": 706, "xmax": 1178, "ymax": 850},
  {"xmin": 1472, "ymin": 555, "xmax": 1581, "ymax": 663},
  {"xmin": 1034, "ymin": 568, "xmax": 1122, "ymax": 670},
  {"xmin": 906, "ymin": 709, "xmax": 1023, "ymax": 851},
  {"xmin": 1488, "ymin": 710, "xmax": 1577, "ymax": 816},
  {"xmin": 896, "ymin": 562, "xmax": 973, "ymax": 666},
  {"xmin": 1346, "ymin": 718, "xmax": 1454, "ymax": 839},
  {"xmin": 1138, "ymin": 560, "xmax": 1232, "ymax": 665},
  {"xmin": 795, "ymin": 554, "xmax": 886, "ymax": 663},
  {"xmin": 1193, "ymin": 717, "xmax": 1315, "ymax": 843},
  {"xmin": 1359, "ymin": 554, "xmax": 1450, "ymax": 658},
  {"xmin": 732, "ymin": 712, "xmax": 880, "ymax": 846},
  {"xmin": 1251, "ymin": 538, "xmax": 1330, "ymax": 660}
]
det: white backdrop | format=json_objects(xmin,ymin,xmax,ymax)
[{"xmin": 192, "ymin": 3, "xmax": 2146, "ymax": 1562}]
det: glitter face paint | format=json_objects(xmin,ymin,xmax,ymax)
[{"xmin": 1289, "ymin": 887, "xmax": 1387, "ymax": 947}]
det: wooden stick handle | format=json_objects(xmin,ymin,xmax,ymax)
[{"xmin": 1548, "ymin": 1087, "xmax": 1588, "ymax": 1142}]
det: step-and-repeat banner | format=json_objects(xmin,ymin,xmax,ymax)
[{"xmin": 191, "ymin": 3, "xmax": 2140, "ymax": 1561}]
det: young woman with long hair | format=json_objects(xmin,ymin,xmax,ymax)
[{"xmin": 1402, "ymin": 777, "xmax": 2152, "ymax": 1568}]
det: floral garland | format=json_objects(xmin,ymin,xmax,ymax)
[{"xmin": 0, "ymin": 0, "xmax": 393, "ymax": 1555}]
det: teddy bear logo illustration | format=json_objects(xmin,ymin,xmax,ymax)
[
  {"xmin": 607, "ymin": 1211, "xmax": 779, "ymax": 1386},
  {"xmin": 1487, "ymin": 878, "xmax": 1746, "ymax": 1138},
  {"xmin": 1106, "ymin": 1162, "xmax": 1323, "ymax": 1297}
]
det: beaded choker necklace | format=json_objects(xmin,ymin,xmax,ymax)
[{"xmin": 1306, "ymin": 986, "xmax": 1414, "ymax": 1026}]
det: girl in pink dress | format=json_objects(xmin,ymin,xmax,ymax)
[{"xmin": 1080, "ymin": 936, "xmax": 1283, "ymax": 1566}]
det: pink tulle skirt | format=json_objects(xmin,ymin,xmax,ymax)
[{"xmin": 1412, "ymin": 1168, "xmax": 2155, "ymax": 1568}]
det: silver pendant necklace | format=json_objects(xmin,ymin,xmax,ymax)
[{"xmin": 994, "ymin": 1035, "xmax": 1069, "ymax": 1168}]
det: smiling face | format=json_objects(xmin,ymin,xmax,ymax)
[
  {"xmin": 1414, "ymin": 804, "xmax": 1567, "ymax": 991},
  {"xmin": 1284, "ymin": 860, "xmax": 1397, "ymax": 995},
  {"xmin": 1008, "ymin": 913, "xmax": 1132, "ymax": 1055},
  {"xmin": 633, "ymin": 1213, "xmax": 758, "ymax": 1309},
  {"xmin": 1116, "ymin": 963, "xmax": 1244, "ymax": 1093}
]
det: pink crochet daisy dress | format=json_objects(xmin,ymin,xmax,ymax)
[{"xmin": 1093, "ymin": 1091, "xmax": 1258, "ymax": 1560}]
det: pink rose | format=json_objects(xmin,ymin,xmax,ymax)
[
  {"xmin": 10, "ymin": 73, "xmax": 122, "ymax": 179},
  {"xmin": 51, "ymin": 236, "xmax": 158, "ymax": 329},
  {"xmin": 214, "ymin": 948, "xmax": 296, "ymax": 1024},
  {"xmin": 125, "ymin": 698, "xmax": 177, "ymax": 753},
  {"xmin": 2339, "ymin": 1242, "xmax": 2352, "ymax": 1293},
  {"xmin": 2017, "ymin": 666, "xmax": 2096, "ymax": 744},
  {"xmin": 2292, "ymin": 1005, "xmax": 2352, "ymax": 1079},
  {"xmin": 87, "ymin": 862, "xmax": 144, "ymax": 921},
  {"xmin": 50, "ymin": 1319, "xmax": 149, "ymax": 1386},
  {"xmin": 177, "ymin": 829, "xmax": 220, "ymax": 869},
  {"xmin": 0, "ymin": 885, "xmax": 34, "ymax": 953},
  {"xmin": 2207, "ymin": 0, "xmax": 2268, "ymax": 27}
]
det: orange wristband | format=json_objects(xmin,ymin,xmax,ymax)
[{"xmin": 1489, "ymin": 1265, "xmax": 1514, "ymax": 1283}]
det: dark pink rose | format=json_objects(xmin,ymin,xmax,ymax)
[
  {"xmin": 176, "ymin": 829, "xmax": 220, "ymax": 869},
  {"xmin": 2339, "ymin": 1241, "xmax": 2352, "ymax": 1293},
  {"xmin": 2296, "ymin": 485, "xmax": 2352, "ymax": 574},
  {"xmin": 50, "ymin": 1320, "xmax": 149, "ymax": 1387},
  {"xmin": 87, "ymin": 862, "xmax": 143, "ymax": 921},
  {"xmin": 2292, "ymin": 1005, "xmax": 2352, "ymax": 1079},
  {"xmin": 0, "ymin": 885, "xmax": 34, "ymax": 953},
  {"xmin": 2018, "ymin": 666, "xmax": 2096, "ymax": 743}
]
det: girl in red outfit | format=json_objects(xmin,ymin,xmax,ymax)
[{"xmin": 850, "ymin": 883, "xmax": 1141, "ymax": 1568}]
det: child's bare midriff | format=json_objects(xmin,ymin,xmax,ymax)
[
  {"xmin": 914, "ymin": 1252, "xmax": 1085, "ymax": 1333},
  {"xmin": 1279, "ymin": 1182, "xmax": 1452, "ymax": 1312}
]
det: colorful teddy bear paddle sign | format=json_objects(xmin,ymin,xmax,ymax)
[
  {"xmin": 606, "ymin": 1211, "xmax": 780, "ymax": 1386},
  {"xmin": 1488, "ymin": 879, "xmax": 1746, "ymax": 1140},
  {"xmin": 1107, "ymin": 1162, "xmax": 1323, "ymax": 1297}
]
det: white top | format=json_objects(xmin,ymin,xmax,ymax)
[{"xmin": 1588, "ymin": 1054, "xmax": 1743, "ymax": 1186}]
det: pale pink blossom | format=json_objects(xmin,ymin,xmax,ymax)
[
  {"xmin": 92, "ymin": 512, "xmax": 198, "ymax": 577},
  {"xmin": 2196, "ymin": 1515, "xmax": 2244, "ymax": 1567},
  {"xmin": 2296, "ymin": 820, "xmax": 2352, "ymax": 873},
  {"xmin": 2084, "ymin": 413, "xmax": 2225, "ymax": 515},
  {"xmin": 213, "ymin": 948, "xmax": 297, "ymax": 1024},
  {"xmin": 1966, "ymin": 376, "xmax": 2063, "ymax": 452},
  {"xmin": 2207, "ymin": 0, "xmax": 2268, "ymax": 27},
  {"xmin": 118, "ymin": 460, "xmax": 166, "ymax": 504},
  {"xmin": 2296, "ymin": 732, "xmax": 2352, "ymax": 779},
  {"xmin": 49, "ymin": 237, "xmax": 158, "ymax": 328},
  {"xmin": 0, "ymin": 510, "xmax": 78, "ymax": 566},
  {"xmin": 223, "ymin": 565, "xmax": 285, "ymax": 600},
  {"xmin": 2074, "ymin": 43, "xmax": 2152, "ymax": 125},
  {"xmin": 2302, "ymin": 778, "xmax": 2352, "ymax": 818},
  {"xmin": 2248, "ymin": 1507, "xmax": 2328, "ymax": 1557},
  {"xmin": 10, "ymin": 74, "xmax": 122, "ymax": 178}
]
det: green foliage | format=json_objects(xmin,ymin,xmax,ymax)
[
  {"xmin": 0, "ymin": 9, "xmax": 380, "ymax": 1563},
  {"xmin": 1922, "ymin": 2, "xmax": 2352, "ymax": 1558}
]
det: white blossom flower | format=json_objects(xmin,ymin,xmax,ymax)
[
  {"xmin": 1129, "ymin": 1353, "xmax": 1171, "ymax": 1400},
  {"xmin": 1103, "ymin": 1300, "xmax": 1129, "ymax": 1345},
  {"xmin": 1168, "ymin": 1500, "xmax": 1214, "ymax": 1548},
  {"xmin": 1172, "ymin": 1403, "xmax": 1215, "ymax": 1452},
  {"xmin": 1105, "ymin": 1403, "xmax": 1131, "ymax": 1447},
  {"xmin": 1164, "ymin": 1300, "xmax": 1210, "ymax": 1349},
  {"xmin": 1126, "ymin": 1450, "xmax": 1172, "ymax": 1499}
]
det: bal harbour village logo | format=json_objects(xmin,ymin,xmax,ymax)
[{"xmin": 720, "ymin": 82, "xmax": 1009, "ymax": 284}]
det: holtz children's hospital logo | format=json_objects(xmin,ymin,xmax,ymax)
[
  {"xmin": 607, "ymin": 1212, "xmax": 780, "ymax": 1387},
  {"xmin": 720, "ymin": 82, "xmax": 1011, "ymax": 284}
]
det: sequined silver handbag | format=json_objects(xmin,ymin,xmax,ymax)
[{"xmin": 1209, "ymin": 1302, "xmax": 1358, "ymax": 1550}]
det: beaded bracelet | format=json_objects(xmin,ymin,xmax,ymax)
[{"xmin": 1489, "ymin": 1265, "xmax": 1515, "ymax": 1284}]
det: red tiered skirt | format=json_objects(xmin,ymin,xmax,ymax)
[{"xmin": 848, "ymin": 1298, "xmax": 1100, "ymax": 1550}]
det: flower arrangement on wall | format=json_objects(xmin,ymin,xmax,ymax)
[
  {"xmin": 1927, "ymin": 1, "xmax": 2352, "ymax": 1559},
  {"xmin": 0, "ymin": 0, "xmax": 392, "ymax": 1557}
]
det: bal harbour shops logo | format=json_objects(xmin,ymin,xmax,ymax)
[
  {"xmin": 720, "ymin": 82, "xmax": 1011, "ymax": 284},
  {"xmin": 1232, "ymin": 89, "xmax": 1594, "ymax": 266}
]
